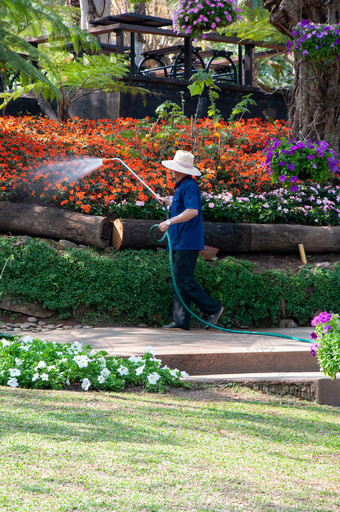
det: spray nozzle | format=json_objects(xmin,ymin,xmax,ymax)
[{"xmin": 102, "ymin": 158, "xmax": 113, "ymax": 165}]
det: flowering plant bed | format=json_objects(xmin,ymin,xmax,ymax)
[
  {"xmin": 264, "ymin": 138, "xmax": 339, "ymax": 193},
  {"xmin": 173, "ymin": 0, "xmax": 242, "ymax": 39},
  {"xmin": 0, "ymin": 116, "xmax": 339, "ymax": 225},
  {"xmin": 0, "ymin": 334, "xmax": 190, "ymax": 392},
  {"xmin": 288, "ymin": 20, "xmax": 340, "ymax": 62},
  {"xmin": 310, "ymin": 312, "xmax": 340, "ymax": 380}
]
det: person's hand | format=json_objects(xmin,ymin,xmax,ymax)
[
  {"xmin": 158, "ymin": 221, "xmax": 169, "ymax": 232},
  {"xmin": 158, "ymin": 196, "xmax": 172, "ymax": 207}
]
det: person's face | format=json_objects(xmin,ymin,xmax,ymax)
[{"xmin": 173, "ymin": 170, "xmax": 187, "ymax": 181}]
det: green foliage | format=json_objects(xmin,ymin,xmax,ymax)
[
  {"xmin": 188, "ymin": 71, "xmax": 222, "ymax": 120},
  {"xmin": 0, "ymin": 0, "xmax": 99, "ymax": 102},
  {"xmin": 1, "ymin": 237, "xmax": 339, "ymax": 328},
  {"xmin": 221, "ymin": 4, "xmax": 288, "ymax": 44},
  {"xmin": 228, "ymin": 93, "xmax": 256, "ymax": 122},
  {"xmin": 34, "ymin": 50, "xmax": 129, "ymax": 121}
]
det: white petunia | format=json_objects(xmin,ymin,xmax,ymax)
[
  {"xmin": 169, "ymin": 369, "xmax": 179, "ymax": 378},
  {"xmin": 15, "ymin": 358, "xmax": 23, "ymax": 366},
  {"xmin": 147, "ymin": 372, "xmax": 160, "ymax": 385},
  {"xmin": 118, "ymin": 365, "xmax": 129, "ymax": 376},
  {"xmin": 7, "ymin": 377, "xmax": 19, "ymax": 388},
  {"xmin": 66, "ymin": 379, "xmax": 70, "ymax": 386},
  {"xmin": 135, "ymin": 365, "xmax": 145, "ymax": 376},
  {"xmin": 1, "ymin": 339, "xmax": 11, "ymax": 347},
  {"xmin": 145, "ymin": 346, "xmax": 154, "ymax": 354},
  {"xmin": 161, "ymin": 365, "xmax": 170, "ymax": 371},
  {"xmin": 151, "ymin": 357, "xmax": 162, "ymax": 366},
  {"xmin": 81, "ymin": 378, "xmax": 91, "ymax": 391},
  {"xmin": 181, "ymin": 371, "xmax": 190, "ymax": 380},
  {"xmin": 32, "ymin": 373, "xmax": 39, "ymax": 382},
  {"xmin": 73, "ymin": 355, "xmax": 89, "ymax": 368},
  {"xmin": 98, "ymin": 375, "xmax": 105, "ymax": 384},
  {"xmin": 129, "ymin": 355, "xmax": 142, "ymax": 363},
  {"xmin": 9, "ymin": 368, "xmax": 21, "ymax": 377},
  {"xmin": 22, "ymin": 335, "xmax": 33, "ymax": 343},
  {"xmin": 73, "ymin": 341, "xmax": 83, "ymax": 351},
  {"xmin": 41, "ymin": 373, "xmax": 49, "ymax": 381},
  {"xmin": 100, "ymin": 367, "xmax": 110, "ymax": 378},
  {"xmin": 20, "ymin": 345, "xmax": 29, "ymax": 351},
  {"xmin": 36, "ymin": 361, "xmax": 47, "ymax": 369},
  {"xmin": 89, "ymin": 349, "xmax": 97, "ymax": 356}
]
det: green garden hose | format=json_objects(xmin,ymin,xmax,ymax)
[{"xmin": 150, "ymin": 221, "xmax": 313, "ymax": 344}]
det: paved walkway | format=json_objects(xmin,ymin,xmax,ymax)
[{"xmin": 11, "ymin": 325, "xmax": 314, "ymax": 357}]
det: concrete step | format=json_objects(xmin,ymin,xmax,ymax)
[{"xmin": 159, "ymin": 350, "xmax": 319, "ymax": 376}]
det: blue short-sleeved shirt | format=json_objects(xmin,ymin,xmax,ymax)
[{"xmin": 169, "ymin": 176, "xmax": 205, "ymax": 250}]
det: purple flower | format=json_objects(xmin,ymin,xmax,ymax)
[
  {"xmin": 310, "ymin": 342, "xmax": 319, "ymax": 357},
  {"xmin": 310, "ymin": 332, "xmax": 318, "ymax": 340},
  {"xmin": 290, "ymin": 185, "xmax": 299, "ymax": 193}
]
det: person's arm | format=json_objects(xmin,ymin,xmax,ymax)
[{"xmin": 158, "ymin": 209, "xmax": 198, "ymax": 232}]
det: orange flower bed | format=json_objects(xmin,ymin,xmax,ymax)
[{"xmin": 0, "ymin": 115, "xmax": 288, "ymax": 215}]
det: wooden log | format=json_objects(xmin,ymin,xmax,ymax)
[
  {"xmin": 203, "ymin": 223, "xmax": 340, "ymax": 253},
  {"xmin": 113, "ymin": 219, "xmax": 340, "ymax": 253},
  {"xmin": 113, "ymin": 218, "xmax": 166, "ymax": 250},
  {"xmin": 0, "ymin": 202, "xmax": 112, "ymax": 249}
]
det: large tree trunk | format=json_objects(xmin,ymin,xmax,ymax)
[
  {"xmin": 80, "ymin": 0, "xmax": 111, "ymax": 43},
  {"xmin": 0, "ymin": 203, "xmax": 112, "ymax": 249},
  {"xmin": 113, "ymin": 218, "xmax": 340, "ymax": 253},
  {"xmin": 263, "ymin": 0, "xmax": 340, "ymax": 154}
]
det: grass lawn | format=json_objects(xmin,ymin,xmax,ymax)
[{"xmin": 0, "ymin": 385, "xmax": 339, "ymax": 512}]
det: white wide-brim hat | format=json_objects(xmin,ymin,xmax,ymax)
[{"xmin": 162, "ymin": 150, "xmax": 201, "ymax": 176}]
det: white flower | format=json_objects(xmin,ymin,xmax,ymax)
[
  {"xmin": 7, "ymin": 377, "xmax": 19, "ymax": 388},
  {"xmin": 73, "ymin": 355, "xmax": 89, "ymax": 368},
  {"xmin": 135, "ymin": 365, "xmax": 145, "ymax": 376},
  {"xmin": 48, "ymin": 365, "xmax": 56, "ymax": 371},
  {"xmin": 22, "ymin": 335, "xmax": 33, "ymax": 343},
  {"xmin": 129, "ymin": 355, "xmax": 142, "ymax": 363},
  {"xmin": 81, "ymin": 378, "xmax": 91, "ymax": 391},
  {"xmin": 36, "ymin": 361, "xmax": 47, "ymax": 369},
  {"xmin": 32, "ymin": 373, "xmax": 39, "ymax": 382},
  {"xmin": 98, "ymin": 375, "xmax": 105, "ymax": 384},
  {"xmin": 145, "ymin": 346, "xmax": 154, "ymax": 354},
  {"xmin": 20, "ymin": 345, "xmax": 29, "ymax": 351},
  {"xmin": 161, "ymin": 365, "xmax": 170, "ymax": 371},
  {"xmin": 151, "ymin": 357, "xmax": 162, "ymax": 366},
  {"xmin": 61, "ymin": 358, "xmax": 68, "ymax": 363},
  {"xmin": 1, "ymin": 339, "xmax": 11, "ymax": 347},
  {"xmin": 89, "ymin": 349, "xmax": 97, "ymax": 356},
  {"xmin": 73, "ymin": 341, "xmax": 83, "ymax": 351},
  {"xmin": 118, "ymin": 365, "xmax": 129, "ymax": 376},
  {"xmin": 15, "ymin": 358, "xmax": 23, "ymax": 366},
  {"xmin": 66, "ymin": 379, "xmax": 70, "ymax": 386},
  {"xmin": 147, "ymin": 372, "xmax": 160, "ymax": 385},
  {"xmin": 100, "ymin": 367, "xmax": 110, "ymax": 378},
  {"xmin": 9, "ymin": 368, "xmax": 21, "ymax": 377},
  {"xmin": 41, "ymin": 373, "xmax": 49, "ymax": 381},
  {"xmin": 169, "ymin": 369, "xmax": 179, "ymax": 378},
  {"xmin": 181, "ymin": 371, "xmax": 190, "ymax": 380},
  {"xmin": 98, "ymin": 356, "xmax": 107, "ymax": 368}
]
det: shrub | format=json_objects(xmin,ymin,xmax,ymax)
[{"xmin": 1, "ymin": 237, "xmax": 340, "ymax": 328}]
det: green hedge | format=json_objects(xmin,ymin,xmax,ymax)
[{"xmin": 0, "ymin": 237, "xmax": 339, "ymax": 327}]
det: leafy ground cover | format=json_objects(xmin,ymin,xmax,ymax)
[
  {"xmin": 0, "ymin": 385, "xmax": 339, "ymax": 512},
  {"xmin": 0, "ymin": 115, "xmax": 339, "ymax": 225}
]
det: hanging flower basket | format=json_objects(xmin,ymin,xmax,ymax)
[
  {"xmin": 173, "ymin": 0, "xmax": 242, "ymax": 40},
  {"xmin": 287, "ymin": 19, "xmax": 340, "ymax": 62},
  {"xmin": 264, "ymin": 138, "xmax": 339, "ymax": 192}
]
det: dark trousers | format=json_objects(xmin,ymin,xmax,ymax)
[{"xmin": 172, "ymin": 250, "xmax": 220, "ymax": 329}]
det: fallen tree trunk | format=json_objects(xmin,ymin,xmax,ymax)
[
  {"xmin": 113, "ymin": 219, "xmax": 340, "ymax": 253},
  {"xmin": 0, "ymin": 202, "xmax": 112, "ymax": 249}
]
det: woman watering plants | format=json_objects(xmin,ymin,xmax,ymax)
[{"xmin": 158, "ymin": 150, "xmax": 224, "ymax": 331}]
